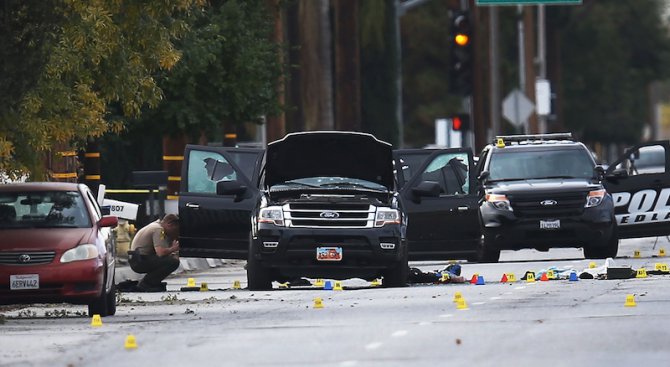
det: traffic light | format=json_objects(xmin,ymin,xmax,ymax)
[
  {"xmin": 449, "ymin": 10, "xmax": 473, "ymax": 95},
  {"xmin": 450, "ymin": 113, "xmax": 470, "ymax": 131}
]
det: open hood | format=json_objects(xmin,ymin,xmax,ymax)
[{"xmin": 265, "ymin": 132, "xmax": 395, "ymax": 190}]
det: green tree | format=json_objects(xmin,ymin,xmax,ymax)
[
  {"xmin": 0, "ymin": 0, "xmax": 202, "ymax": 178},
  {"xmin": 139, "ymin": 0, "xmax": 284, "ymax": 141},
  {"xmin": 555, "ymin": 0, "xmax": 670, "ymax": 144}
]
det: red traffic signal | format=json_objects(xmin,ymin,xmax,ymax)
[{"xmin": 450, "ymin": 114, "xmax": 470, "ymax": 131}]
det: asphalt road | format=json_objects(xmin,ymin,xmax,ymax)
[{"xmin": 2, "ymin": 237, "xmax": 670, "ymax": 367}]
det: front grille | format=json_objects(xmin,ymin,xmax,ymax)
[
  {"xmin": 284, "ymin": 203, "xmax": 376, "ymax": 228},
  {"xmin": 510, "ymin": 192, "xmax": 586, "ymax": 218},
  {"xmin": 0, "ymin": 251, "xmax": 56, "ymax": 265}
]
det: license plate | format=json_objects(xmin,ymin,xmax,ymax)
[
  {"xmin": 540, "ymin": 219, "xmax": 560, "ymax": 229},
  {"xmin": 316, "ymin": 247, "xmax": 343, "ymax": 262},
  {"xmin": 10, "ymin": 274, "xmax": 39, "ymax": 290}
]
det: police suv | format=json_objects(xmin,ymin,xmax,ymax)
[{"xmin": 475, "ymin": 133, "xmax": 670, "ymax": 262}]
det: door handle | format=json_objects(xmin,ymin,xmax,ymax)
[
  {"xmin": 185, "ymin": 203, "xmax": 200, "ymax": 209},
  {"xmin": 457, "ymin": 206, "xmax": 469, "ymax": 212}
]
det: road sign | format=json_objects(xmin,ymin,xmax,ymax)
[
  {"xmin": 535, "ymin": 79, "xmax": 551, "ymax": 116},
  {"xmin": 502, "ymin": 89, "xmax": 534, "ymax": 127},
  {"xmin": 476, "ymin": 0, "xmax": 581, "ymax": 5}
]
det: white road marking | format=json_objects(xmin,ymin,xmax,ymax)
[
  {"xmin": 391, "ymin": 330, "xmax": 408, "ymax": 337},
  {"xmin": 340, "ymin": 361, "xmax": 358, "ymax": 366},
  {"xmin": 365, "ymin": 342, "xmax": 383, "ymax": 350},
  {"xmin": 418, "ymin": 321, "xmax": 432, "ymax": 326},
  {"xmin": 515, "ymin": 286, "xmax": 526, "ymax": 290},
  {"xmin": 490, "ymin": 296, "xmax": 502, "ymax": 300},
  {"xmin": 439, "ymin": 314, "xmax": 454, "ymax": 318},
  {"xmin": 472, "ymin": 302, "xmax": 486, "ymax": 305}
]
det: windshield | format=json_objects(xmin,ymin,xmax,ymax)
[
  {"xmin": 271, "ymin": 177, "xmax": 388, "ymax": 191},
  {"xmin": 488, "ymin": 148, "xmax": 594, "ymax": 181},
  {"xmin": 0, "ymin": 191, "xmax": 91, "ymax": 229}
]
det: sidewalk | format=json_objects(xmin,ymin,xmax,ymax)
[{"xmin": 115, "ymin": 257, "xmax": 231, "ymax": 283}]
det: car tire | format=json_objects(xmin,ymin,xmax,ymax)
[
  {"xmin": 247, "ymin": 243, "xmax": 273, "ymax": 291},
  {"xmin": 105, "ymin": 279, "xmax": 117, "ymax": 316},
  {"xmin": 477, "ymin": 234, "xmax": 501, "ymax": 263},
  {"xmin": 88, "ymin": 274, "xmax": 111, "ymax": 317},
  {"xmin": 584, "ymin": 232, "xmax": 619, "ymax": 259},
  {"xmin": 383, "ymin": 246, "xmax": 409, "ymax": 288}
]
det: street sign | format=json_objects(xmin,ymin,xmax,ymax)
[
  {"xmin": 476, "ymin": 0, "xmax": 581, "ymax": 5},
  {"xmin": 502, "ymin": 89, "xmax": 534, "ymax": 127},
  {"xmin": 535, "ymin": 79, "xmax": 551, "ymax": 116}
]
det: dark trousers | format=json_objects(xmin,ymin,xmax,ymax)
[{"xmin": 129, "ymin": 252, "xmax": 180, "ymax": 287}]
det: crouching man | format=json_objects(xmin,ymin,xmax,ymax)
[{"xmin": 128, "ymin": 214, "xmax": 180, "ymax": 292}]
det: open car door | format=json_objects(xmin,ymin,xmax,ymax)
[
  {"xmin": 179, "ymin": 145, "xmax": 264, "ymax": 259},
  {"xmin": 604, "ymin": 141, "xmax": 670, "ymax": 239},
  {"xmin": 394, "ymin": 148, "xmax": 481, "ymax": 260}
]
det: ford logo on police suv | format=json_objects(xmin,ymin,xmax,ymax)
[
  {"xmin": 320, "ymin": 211, "xmax": 340, "ymax": 219},
  {"xmin": 540, "ymin": 200, "xmax": 558, "ymax": 206}
]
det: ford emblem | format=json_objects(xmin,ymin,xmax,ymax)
[
  {"xmin": 320, "ymin": 211, "xmax": 340, "ymax": 219},
  {"xmin": 540, "ymin": 200, "xmax": 558, "ymax": 206},
  {"xmin": 18, "ymin": 254, "xmax": 31, "ymax": 263}
]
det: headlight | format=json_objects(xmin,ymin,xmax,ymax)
[
  {"xmin": 486, "ymin": 194, "xmax": 512, "ymax": 211},
  {"xmin": 375, "ymin": 208, "xmax": 400, "ymax": 227},
  {"xmin": 585, "ymin": 189, "xmax": 606, "ymax": 208},
  {"xmin": 60, "ymin": 244, "xmax": 99, "ymax": 263},
  {"xmin": 258, "ymin": 206, "xmax": 284, "ymax": 226}
]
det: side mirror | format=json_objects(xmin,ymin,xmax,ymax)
[
  {"xmin": 478, "ymin": 170, "xmax": 490, "ymax": 182},
  {"xmin": 216, "ymin": 180, "xmax": 248, "ymax": 200},
  {"xmin": 98, "ymin": 216, "xmax": 118, "ymax": 228},
  {"xmin": 412, "ymin": 181, "xmax": 441, "ymax": 200},
  {"xmin": 593, "ymin": 165, "xmax": 605, "ymax": 180}
]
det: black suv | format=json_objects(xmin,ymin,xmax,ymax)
[
  {"xmin": 475, "ymin": 133, "xmax": 615, "ymax": 261},
  {"xmin": 475, "ymin": 134, "xmax": 670, "ymax": 262},
  {"xmin": 178, "ymin": 132, "xmax": 408, "ymax": 289}
]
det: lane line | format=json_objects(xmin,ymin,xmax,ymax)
[
  {"xmin": 340, "ymin": 361, "xmax": 358, "ymax": 366},
  {"xmin": 472, "ymin": 302, "xmax": 486, "ymax": 305},
  {"xmin": 489, "ymin": 296, "xmax": 502, "ymax": 300},
  {"xmin": 418, "ymin": 321, "xmax": 432, "ymax": 326},
  {"xmin": 391, "ymin": 330, "xmax": 408, "ymax": 337},
  {"xmin": 439, "ymin": 314, "xmax": 454, "ymax": 318},
  {"xmin": 365, "ymin": 342, "xmax": 383, "ymax": 350},
  {"xmin": 515, "ymin": 286, "xmax": 526, "ymax": 290}
]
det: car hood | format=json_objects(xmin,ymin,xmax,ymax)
[
  {"xmin": 487, "ymin": 178, "xmax": 601, "ymax": 195},
  {"xmin": 0, "ymin": 228, "xmax": 94, "ymax": 252},
  {"xmin": 264, "ymin": 132, "xmax": 395, "ymax": 190}
]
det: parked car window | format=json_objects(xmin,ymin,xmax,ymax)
[
  {"xmin": 187, "ymin": 150, "xmax": 237, "ymax": 194},
  {"xmin": 0, "ymin": 191, "xmax": 91, "ymax": 228},
  {"xmin": 421, "ymin": 153, "xmax": 470, "ymax": 195}
]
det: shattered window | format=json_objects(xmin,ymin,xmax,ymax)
[{"xmin": 187, "ymin": 150, "xmax": 237, "ymax": 194}]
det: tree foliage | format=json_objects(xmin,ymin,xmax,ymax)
[
  {"xmin": 552, "ymin": 0, "xmax": 670, "ymax": 144},
  {"xmin": 138, "ymin": 0, "xmax": 284, "ymax": 141},
  {"xmin": 0, "ymin": 0, "xmax": 202, "ymax": 178}
]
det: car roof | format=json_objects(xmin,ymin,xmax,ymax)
[{"xmin": 0, "ymin": 182, "xmax": 84, "ymax": 192}]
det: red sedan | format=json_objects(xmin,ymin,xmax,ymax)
[{"xmin": 0, "ymin": 182, "xmax": 118, "ymax": 316}]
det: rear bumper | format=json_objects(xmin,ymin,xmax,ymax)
[
  {"xmin": 0, "ymin": 259, "xmax": 104, "ymax": 305},
  {"xmin": 252, "ymin": 224, "xmax": 405, "ymax": 280}
]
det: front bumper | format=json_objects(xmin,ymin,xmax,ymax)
[
  {"xmin": 0, "ymin": 259, "xmax": 104, "ymax": 305},
  {"xmin": 252, "ymin": 223, "xmax": 405, "ymax": 280},
  {"xmin": 480, "ymin": 201, "xmax": 615, "ymax": 250}
]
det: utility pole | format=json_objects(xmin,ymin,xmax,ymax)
[
  {"xmin": 537, "ymin": 4, "xmax": 547, "ymax": 133},
  {"xmin": 489, "ymin": 6, "xmax": 500, "ymax": 138}
]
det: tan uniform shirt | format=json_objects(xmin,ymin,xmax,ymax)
[{"xmin": 130, "ymin": 220, "xmax": 172, "ymax": 256}]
